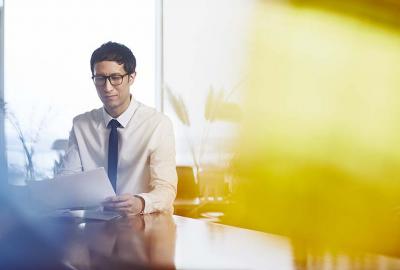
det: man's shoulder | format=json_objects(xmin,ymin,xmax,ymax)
[
  {"xmin": 72, "ymin": 107, "xmax": 103, "ymax": 126},
  {"xmin": 136, "ymin": 102, "xmax": 170, "ymax": 123}
]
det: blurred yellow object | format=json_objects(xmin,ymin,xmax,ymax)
[{"xmin": 229, "ymin": 0, "xmax": 400, "ymax": 255}]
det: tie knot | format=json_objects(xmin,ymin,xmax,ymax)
[{"xmin": 108, "ymin": 119, "xmax": 121, "ymax": 129}]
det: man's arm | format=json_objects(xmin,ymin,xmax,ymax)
[{"xmin": 137, "ymin": 117, "xmax": 178, "ymax": 213}]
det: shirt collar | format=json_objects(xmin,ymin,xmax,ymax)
[{"xmin": 102, "ymin": 97, "xmax": 139, "ymax": 128}]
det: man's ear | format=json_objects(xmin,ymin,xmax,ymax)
[{"xmin": 129, "ymin": 72, "xmax": 136, "ymax": 85}]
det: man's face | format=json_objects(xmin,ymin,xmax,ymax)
[{"xmin": 93, "ymin": 61, "xmax": 135, "ymax": 117}]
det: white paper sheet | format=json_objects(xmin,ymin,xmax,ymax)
[{"xmin": 28, "ymin": 167, "xmax": 116, "ymax": 210}]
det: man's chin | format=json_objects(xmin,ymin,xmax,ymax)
[
  {"xmin": 103, "ymin": 103, "xmax": 120, "ymax": 114},
  {"xmin": 103, "ymin": 101, "xmax": 119, "ymax": 109}
]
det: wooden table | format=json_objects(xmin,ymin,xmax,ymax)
[{"xmin": 1, "ymin": 207, "xmax": 400, "ymax": 270}]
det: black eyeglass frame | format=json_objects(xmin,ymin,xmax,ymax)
[{"xmin": 91, "ymin": 73, "xmax": 131, "ymax": 86}]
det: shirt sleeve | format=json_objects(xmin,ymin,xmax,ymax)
[
  {"xmin": 57, "ymin": 127, "xmax": 83, "ymax": 175},
  {"xmin": 137, "ymin": 117, "xmax": 178, "ymax": 214}
]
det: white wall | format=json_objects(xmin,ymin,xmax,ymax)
[{"xmin": 163, "ymin": 0, "xmax": 255, "ymax": 167}]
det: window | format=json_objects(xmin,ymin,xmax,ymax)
[{"xmin": 4, "ymin": 0, "xmax": 156, "ymax": 184}]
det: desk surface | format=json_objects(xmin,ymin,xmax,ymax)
[{"xmin": 0, "ymin": 211, "xmax": 400, "ymax": 270}]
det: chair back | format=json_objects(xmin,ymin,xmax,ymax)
[{"xmin": 176, "ymin": 166, "xmax": 199, "ymax": 199}]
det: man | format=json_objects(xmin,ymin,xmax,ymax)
[{"xmin": 59, "ymin": 41, "xmax": 177, "ymax": 215}]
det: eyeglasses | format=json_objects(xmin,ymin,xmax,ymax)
[{"xmin": 92, "ymin": 73, "xmax": 129, "ymax": 86}]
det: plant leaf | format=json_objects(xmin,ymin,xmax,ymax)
[{"xmin": 164, "ymin": 84, "xmax": 191, "ymax": 126}]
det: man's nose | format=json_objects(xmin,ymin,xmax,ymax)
[{"xmin": 104, "ymin": 78, "xmax": 114, "ymax": 91}]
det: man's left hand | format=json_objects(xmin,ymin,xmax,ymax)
[{"xmin": 102, "ymin": 194, "xmax": 144, "ymax": 216}]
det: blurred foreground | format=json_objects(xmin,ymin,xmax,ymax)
[{"xmin": 226, "ymin": 0, "xmax": 400, "ymax": 258}]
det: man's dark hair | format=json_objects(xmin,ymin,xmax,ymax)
[{"xmin": 90, "ymin": 41, "xmax": 136, "ymax": 75}]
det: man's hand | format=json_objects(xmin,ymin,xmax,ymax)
[{"xmin": 102, "ymin": 194, "xmax": 144, "ymax": 216}]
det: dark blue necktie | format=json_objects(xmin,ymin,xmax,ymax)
[{"xmin": 108, "ymin": 119, "xmax": 121, "ymax": 192}]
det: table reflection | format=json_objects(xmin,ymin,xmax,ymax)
[
  {"xmin": 0, "ymin": 207, "xmax": 176, "ymax": 270},
  {"xmin": 63, "ymin": 213, "xmax": 176, "ymax": 269},
  {"xmin": 1, "ymin": 199, "xmax": 400, "ymax": 270},
  {"xmin": 291, "ymin": 241, "xmax": 400, "ymax": 270}
]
